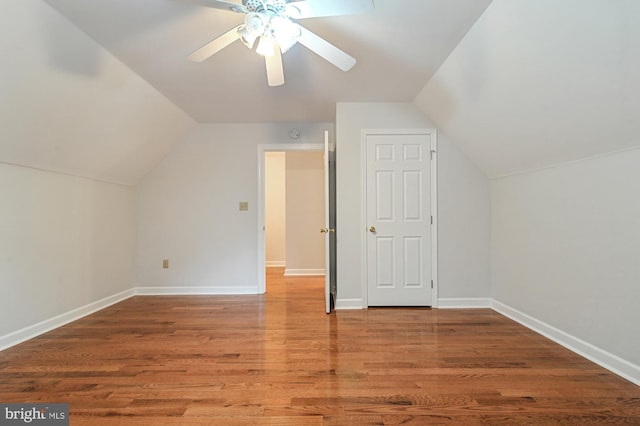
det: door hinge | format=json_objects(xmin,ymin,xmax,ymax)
[
  {"xmin": 430, "ymin": 216, "xmax": 433, "ymax": 225},
  {"xmin": 431, "ymin": 280, "xmax": 434, "ymax": 289},
  {"xmin": 430, "ymin": 149, "xmax": 436, "ymax": 160}
]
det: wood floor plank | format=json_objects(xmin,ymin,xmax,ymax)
[{"xmin": 1, "ymin": 267, "xmax": 639, "ymax": 424}]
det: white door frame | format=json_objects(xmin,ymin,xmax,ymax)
[
  {"xmin": 361, "ymin": 129, "xmax": 438, "ymax": 307},
  {"xmin": 257, "ymin": 143, "xmax": 324, "ymax": 294}
]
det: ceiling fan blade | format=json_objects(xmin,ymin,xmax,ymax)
[
  {"xmin": 188, "ymin": 25, "xmax": 242, "ymax": 62},
  {"xmin": 265, "ymin": 44, "xmax": 285, "ymax": 87},
  {"xmin": 175, "ymin": 0, "xmax": 248, "ymax": 13},
  {"xmin": 296, "ymin": 25, "xmax": 356, "ymax": 71},
  {"xmin": 286, "ymin": 0, "xmax": 374, "ymax": 19}
]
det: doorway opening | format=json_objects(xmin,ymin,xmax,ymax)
[
  {"xmin": 264, "ymin": 150, "xmax": 325, "ymax": 280},
  {"xmin": 257, "ymin": 143, "xmax": 324, "ymax": 295}
]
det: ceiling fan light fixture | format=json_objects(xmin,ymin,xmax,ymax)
[
  {"xmin": 245, "ymin": 12, "xmax": 266, "ymax": 33},
  {"xmin": 271, "ymin": 16, "xmax": 300, "ymax": 53},
  {"xmin": 239, "ymin": 27, "xmax": 258, "ymax": 49},
  {"xmin": 239, "ymin": 12, "xmax": 267, "ymax": 49},
  {"xmin": 256, "ymin": 35, "xmax": 276, "ymax": 56}
]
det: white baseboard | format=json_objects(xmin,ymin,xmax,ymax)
[
  {"xmin": 0, "ymin": 285, "xmax": 261, "ymax": 351},
  {"xmin": 283, "ymin": 269, "xmax": 325, "ymax": 276},
  {"xmin": 134, "ymin": 286, "xmax": 259, "ymax": 295},
  {"xmin": 266, "ymin": 261, "xmax": 285, "ymax": 267},
  {"xmin": 337, "ymin": 298, "xmax": 492, "ymax": 310},
  {"xmin": 492, "ymin": 300, "xmax": 640, "ymax": 387},
  {"xmin": 437, "ymin": 298, "xmax": 493, "ymax": 309},
  {"xmin": 335, "ymin": 298, "xmax": 364, "ymax": 310},
  {"xmin": 0, "ymin": 288, "xmax": 135, "ymax": 351}
]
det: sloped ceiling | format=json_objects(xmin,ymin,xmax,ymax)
[
  {"xmin": 1, "ymin": 0, "xmax": 195, "ymax": 185},
  {"xmin": 42, "ymin": 0, "xmax": 492, "ymax": 122},
  {"xmin": 415, "ymin": 0, "xmax": 640, "ymax": 178}
]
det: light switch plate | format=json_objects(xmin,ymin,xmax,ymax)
[{"xmin": 239, "ymin": 201, "xmax": 249, "ymax": 211}]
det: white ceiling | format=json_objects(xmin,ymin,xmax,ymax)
[
  {"xmin": 43, "ymin": 0, "xmax": 492, "ymax": 123},
  {"xmin": 416, "ymin": 0, "xmax": 640, "ymax": 178}
]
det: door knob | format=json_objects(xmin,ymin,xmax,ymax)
[
  {"xmin": 320, "ymin": 228, "xmax": 328, "ymax": 234},
  {"xmin": 369, "ymin": 226, "xmax": 376, "ymax": 233}
]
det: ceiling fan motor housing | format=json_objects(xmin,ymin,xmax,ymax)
[{"xmin": 244, "ymin": 0, "xmax": 287, "ymax": 14}]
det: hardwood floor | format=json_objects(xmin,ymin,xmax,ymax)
[{"xmin": 1, "ymin": 268, "xmax": 639, "ymax": 424}]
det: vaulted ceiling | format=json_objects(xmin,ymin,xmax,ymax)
[
  {"xmin": 3, "ymin": 0, "xmax": 639, "ymax": 184},
  {"xmin": 42, "ymin": 0, "xmax": 493, "ymax": 122}
]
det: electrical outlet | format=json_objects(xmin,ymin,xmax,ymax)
[
  {"xmin": 162, "ymin": 259, "xmax": 169, "ymax": 269},
  {"xmin": 239, "ymin": 201, "xmax": 249, "ymax": 211}
]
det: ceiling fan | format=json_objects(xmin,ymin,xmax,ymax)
[{"xmin": 178, "ymin": 0, "xmax": 374, "ymax": 86}]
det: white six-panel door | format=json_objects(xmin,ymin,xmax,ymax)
[{"xmin": 365, "ymin": 131, "xmax": 434, "ymax": 306}]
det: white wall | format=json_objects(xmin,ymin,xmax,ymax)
[
  {"xmin": 335, "ymin": 102, "xmax": 491, "ymax": 307},
  {"xmin": 492, "ymin": 148, "xmax": 640, "ymax": 372},
  {"xmin": 265, "ymin": 152, "xmax": 286, "ymax": 266},
  {"xmin": 285, "ymin": 151, "xmax": 325, "ymax": 275},
  {"xmin": 135, "ymin": 122, "xmax": 333, "ymax": 292},
  {"xmin": 437, "ymin": 137, "xmax": 492, "ymax": 301},
  {"xmin": 0, "ymin": 163, "xmax": 135, "ymax": 341},
  {"xmin": 0, "ymin": 0, "xmax": 190, "ymax": 348},
  {"xmin": 0, "ymin": 0, "xmax": 194, "ymax": 186}
]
